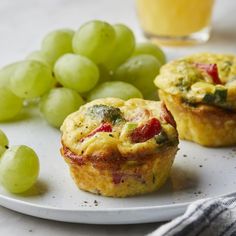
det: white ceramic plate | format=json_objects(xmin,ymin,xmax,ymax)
[{"xmin": 0, "ymin": 108, "xmax": 236, "ymax": 224}]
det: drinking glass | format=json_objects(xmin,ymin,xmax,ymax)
[{"xmin": 136, "ymin": 0, "xmax": 215, "ymax": 46}]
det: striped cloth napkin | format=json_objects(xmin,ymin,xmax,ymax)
[{"xmin": 149, "ymin": 194, "xmax": 236, "ymax": 236}]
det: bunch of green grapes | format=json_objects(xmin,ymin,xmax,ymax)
[
  {"xmin": 0, "ymin": 20, "xmax": 166, "ymax": 128},
  {"xmin": 0, "ymin": 129, "xmax": 39, "ymax": 193}
]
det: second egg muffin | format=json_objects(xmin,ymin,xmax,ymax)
[{"xmin": 155, "ymin": 53, "xmax": 236, "ymax": 147}]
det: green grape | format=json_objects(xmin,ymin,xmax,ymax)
[
  {"xmin": 0, "ymin": 129, "xmax": 8, "ymax": 148},
  {"xmin": 0, "ymin": 146, "xmax": 6, "ymax": 157},
  {"xmin": 104, "ymin": 24, "xmax": 135, "ymax": 70},
  {"xmin": 132, "ymin": 42, "xmax": 166, "ymax": 65},
  {"xmin": 26, "ymin": 50, "xmax": 52, "ymax": 68},
  {"xmin": 0, "ymin": 128, "xmax": 8, "ymax": 156},
  {"xmin": 10, "ymin": 60, "xmax": 54, "ymax": 99},
  {"xmin": 40, "ymin": 87, "xmax": 84, "ymax": 128},
  {"xmin": 114, "ymin": 55, "xmax": 161, "ymax": 100},
  {"xmin": 0, "ymin": 62, "xmax": 20, "ymax": 88},
  {"xmin": 0, "ymin": 145, "xmax": 39, "ymax": 193},
  {"xmin": 73, "ymin": 20, "xmax": 116, "ymax": 64},
  {"xmin": 0, "ymin": 87, "xmax": 22, "ymax": 121},
  {"xmin": 41, "ymin": 29, "xmax": 74, "ymax": 65},
  {"xmin": 54, "ymin": 53, "xmax": 99, "ymax": 93},
  {"xmin": 87, "ymin": 81, "xmax": 143, "ymax": 101}
]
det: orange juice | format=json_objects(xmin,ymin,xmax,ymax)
[{"xmin": 136, "ymin": 0, "xmax": 214, "ymax": 45}]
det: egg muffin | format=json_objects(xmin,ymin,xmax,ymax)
[
  {"xmin": 60, "ymin": 98, "xmax": 178, "ymax": 197},
  {"xmin": 155, "ymin": 53, "xmax": 236, "ymax": 147}
]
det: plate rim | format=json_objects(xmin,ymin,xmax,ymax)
[
  {"xmin": 0, "ymin": 190, "xmax": 235, "ymax": 212},
  {"xmin": 0, "ymin": 191, "xmax": 235, "ymax": 224}
]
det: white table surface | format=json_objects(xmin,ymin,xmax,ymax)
[{"xmin": 0, "ymin": 0, "xmax": 235, "ymax": 235}]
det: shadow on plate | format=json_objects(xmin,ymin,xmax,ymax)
[
  {"xmin": 168, "ymin": 164, "xmax": 199, "ymax": 191},
  {"xmin": 141, "ymin": 164, "xmax": 199, "ymax": 199},
  {"xmin": 126, "ymin": 165, "xmax": 199, "ymax": 200},
  {"xmin": 19, "ymin": 179, "xmax": 48, "ymax": 197}
]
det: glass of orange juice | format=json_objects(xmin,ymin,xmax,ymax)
[{"xmin": 136, "ymin": 0, "xmax": 215, "ymax": 46}]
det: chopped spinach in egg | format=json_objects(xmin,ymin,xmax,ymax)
[{"xmin": 87, "ymin": 104, "xmax": 124, "ymax": 124}]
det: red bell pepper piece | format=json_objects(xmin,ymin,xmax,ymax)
[
  {"xmin": 130, "ymin": 118, "xmax": 161, "ymax": 143},
  {"xmin": 80, "ymin": 123, "xmax": 112, "ymax": 142},
  {"xmin": 160, "ymin": 103, "xmax": 176, "ymax": 128},
  {"xmin": 195, "ymin": 63, "xmax": 222, "ymax": 84}
]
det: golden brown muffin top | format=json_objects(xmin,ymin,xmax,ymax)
[
  {"xmin": 61, "ymin": 98, "xmax": 178, "ymax": 162},
  {"xmin": 155, "ymin": 53, "xmax": 236, "ymax": 110}
]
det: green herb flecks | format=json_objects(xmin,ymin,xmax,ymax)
[
  {"xmin": 203, "ymin": 87, "xmax": 227, "ymax": 105},
  {"xmin": 155, "ymin": 130, "xmax": 168, "ymax": 145},
  {"xmin": 87, "ymin": 104, "xmax": 124, "ymax": 124},
  {"xmin": 214, "ymin": 88, "xmax": 227, "ymax": 103},
  {"xmin": 221, "ymin": 61, "xmax": 232, "ymax": 75}
]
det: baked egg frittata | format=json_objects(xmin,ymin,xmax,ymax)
[
  {"xmin": 155, "ymin": 53, "xmax": 236, "ymax": 146},
  {"xmin": 60, "ymin": 98, "xmax": 178, "ymax": 197}
]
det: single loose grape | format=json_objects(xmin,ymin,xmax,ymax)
[
  {"xmin": 0, "ymin": 87, "xmax": 23, "ymax": 121},
  {"xmin": 132, "ymin": 42, "xmax": 166, "ymax": 65},
  {"xmin": 54, "ymin": 53, "xmax": 99, "ymax": 93},
  {"xmin": 41, "ymin": 29, "xmax": 74, "ymax": 65},
  {"xmin": 0, "ymin": 129, "xmax": 8, "ymax": 148},
  {"xmin": 114, "ymin": 55, "xmax": 161, "ymax": 99},
  {"xmin": 0, "ymin": 129, "xmax": 8, "ymax": 156},
  {"xmin": 0, "ymin": 146, "xmax": 6, "ymax": 157},
  {"xmin": 10, "ymin": 60, "xmax": 54, "ymax": 99},
  {"xmin": 104, "ymin": 24, "xmax": 135, "ymax": 70},
  {"xmin": 73, "ymin": 20, "xmax": 116, "ymax": 64},
  {"xmin": 87, "ymin": 81, "xmax": 143, "ymax": 101},
  {"xmin": 0, "ymin": 145, "xmax": 39, "ymax": 193},
  {"xmin": 40, "ymin": 87, "xmax": 84, "ymax": 128}
]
